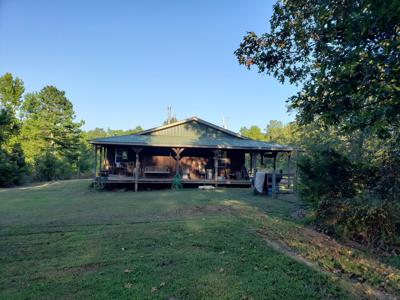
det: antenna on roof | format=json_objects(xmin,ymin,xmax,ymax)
[
  {"xmin": 166, "ymin": 106, "xmax": 172, "ymax": 124},
  {"xmin": 222, "ymin": 116, "xmax": 228, "ymax": 129},
  {"xmin": 165, "ymin": 106, "xmax": 177, "ymax": 125}
]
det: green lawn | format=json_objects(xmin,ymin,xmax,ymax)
[{"xmin": 0, "ymin": 180, "xmax": 398, "ymax": 299}]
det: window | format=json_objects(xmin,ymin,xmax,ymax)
[{"xmin": 115, "ymin": 149, "xmax": 129, "ymax": 163}]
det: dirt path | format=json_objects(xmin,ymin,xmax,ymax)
[
  {"xmin": 222, "ymin": 200, "xmax": 400, "ymax": 299},
  {"xmin": 256, "ymin": 229, "xmax": 398, "ymax": 300}
]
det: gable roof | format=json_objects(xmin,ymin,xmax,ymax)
[
  {"xmin": 90, "ymin": 116, "xmax": 293, "ymax": 152},
  {"xmin": 137, "ymin": 116, "xmax": 246, "ymax": 139}
]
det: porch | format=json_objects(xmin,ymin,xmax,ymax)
[{"xmin": 93, "ymin": 144, "xmax": 295, "ymax": 192}]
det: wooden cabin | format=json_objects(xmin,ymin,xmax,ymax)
[{"xmin": 90, "ymin": 117, "xmax": 294, "ymax": 191}]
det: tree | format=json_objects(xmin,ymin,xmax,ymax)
[
  {"xmin": 265, "ymin": 120, "xmax": 299, "ymax": 145},
  {"xmin": 106, "ymin": 126, "xmax": 143, "ymax": 136},
  {"xmin": 0, "ymin": 73, "xmax": 26, "ymax": 186},
  {"xmin": 9, "ymin": 143, "xmax": 27, "ymax": 184},
  {"xmin": 0, "ymin": 108, "xmax": 19, "ymax": 145},
  {"xmin": 235, "ymin": 0, "xmax": 400, "ymax": 140},
  {"xmin": 235, "ymin": 1, "xmax": 400, "ymax": 248},
  {"xmin": 0, "ymin": 73, "xmax": 24, "ymax": 146},
  {"xmin": 239, "ymin": 125, "xmax": 266, "ymax": 141},
  {"xmin": 84, "ymin": 126, "xmax": 143, "ymax": 140},
  {"xmin": 0, "ymin": 73, "xmax": 24, "ymax": 111},
  {"xmin": 20, "ymin": 86, "xmax": 84, "ymax": 179}
]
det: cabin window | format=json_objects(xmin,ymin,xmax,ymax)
[{"xmin": 115, "ymin": 149, "xmax": 129, "ymax": 163}]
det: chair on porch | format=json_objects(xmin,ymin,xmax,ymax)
[
  {"xmin": 182, "ymin": 167, "xmax": 190, "ymax": 180},
  {"xmin": 126, "ymin": 163, "xmax": 135, "ymax": 176},
  {"xmin": 198, "ymin": 167, "xmax": 206, "ymax": 179}
]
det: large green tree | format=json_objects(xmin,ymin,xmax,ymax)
[
  {"xmin": 235, "ymin": 0, "xmax": 400, "ymax": 140},
  {"xmin": 235, "ymin": 1, "xmax": 400, "ymax": 248},
  {"xmin": 0, "ymin": 73, "xmax": 24, "ymax": 111},
  {"xmin": 239, "ymin": 121, "xmax": 298, "ymax": 145},
  {"xmin": 20, "ymin": 86, "xmax": 83, "ymax": 179},
  {"xmin": 239, "ymin": 125, "xmax": 266, "ymax": 141},
  {"xmin": 265, "ymin": 120, "xmax": 298, "ymax": 145},
  {"xmin": 0, "ymin": 73, "xmax": 26, "ymax": 186},
  {"xmin": 0, "ymin": 73, "xmax": 24, "ymax": 146}
]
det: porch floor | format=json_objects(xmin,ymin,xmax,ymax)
[{"xmin": 97, "ymin": 175, "xmax": 252, "ymax": 186}]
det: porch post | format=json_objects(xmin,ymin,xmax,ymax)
[
  {"xmin": 172, "ymin": 148, "xmax": 184, "ymax": 176},
  {"xmin": 93, "ymin": 145, "xmax": 97, "ymax": 178},
  {"xmin": 272, "ymin": 152, "xmax": 277, "ymax": 198},
  {"xmin": 99, "ymin": 146, "xmax": 103, "ymax": 177},
  {"xmin": 251, "ymin": 151, "xmax": 257, "ymax": 177},
  {"xmin": 294, "ymin": 149, "xmax": 299, "ymax": 194},
  {"xmin": 104, "ymin": 148, "xmax": 108, "ymax": 172},
  {"xmin": 287, "ymin": 152, "xmax": 292, "ymax": 191},
  {"xmin": 133, "ymin": 147, "xmax": 142, "ymax": 192},
  {"xmin": 249, "ymin": 152, "xmax": 253, "ymax": 175},
  {"xmin": 213, "ymin": 150, "xmax": 220, "ymax": 187}
]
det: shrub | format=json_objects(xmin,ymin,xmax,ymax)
[
  {"xmin": 0, "ymin": 144, "xmax": 27, "ymax": 187},
  {"xmin": 298, "ymin": 148, "xmax": 400, "ymax": 250},
  {"xmin": 316, "ymin": 197, "xmax": 400, "ymax": 250},
  {"xmin": 34, "ymin": 150, "xmax": 60, "ymax": 181},
  {"xmin": 298, "ymin": 149, "xmax": 356, "ymax": 208}
]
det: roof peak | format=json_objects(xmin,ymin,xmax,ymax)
[{"xmin": 136, "ymin": 116, "xmax": 246, "ymax": 139}]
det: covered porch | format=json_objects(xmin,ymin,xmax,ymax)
[{"xmin": 93, "ymin": 144, "xmax": 294, "ymax": 192}]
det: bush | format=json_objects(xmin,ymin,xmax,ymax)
[
  {"xmin": 34, "ymin": 150, "xmax": 81, "ymax": 181},
  {"xmin": 316, "ymin": 197, "xmax": 400, "ymax": 249},
  {"xmin": 298, "ymin": 149, "xmax": 356, "ymax": 208},
  {"xmin": 0, "ymin": 144, "xmax": 27, "ymax": 187},
  {"xmin": 298, "ymin": 148, "xmax": 400, "ymax": 250},
  {"xmin": 34, "ymin": 150, "xmax": 60, "ymax": 181}
]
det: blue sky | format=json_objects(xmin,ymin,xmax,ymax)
[{"xmin": 0, "ymin": 0, "xmax": 298, "ymax": 132}]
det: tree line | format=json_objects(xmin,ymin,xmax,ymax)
[{"xmin": 0, "ymin": 73, "xmax": 142, "ymax": 186}]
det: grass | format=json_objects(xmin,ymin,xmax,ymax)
[{"xmin": 0, "ymin": 180, "xmax": 398, "ymax": 299}]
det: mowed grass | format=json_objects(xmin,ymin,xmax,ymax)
[{"xmin": 0, "ymin": 180, "xmax": 372, "ymax": 299}]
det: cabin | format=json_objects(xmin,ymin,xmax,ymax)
[{"xmin": 90, "ymin": 117, "xmax": 294, "ymax": 191}]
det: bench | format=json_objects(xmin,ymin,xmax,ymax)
[{"xmin": 143, "ymin": 166, "xmax": 171, "ymax": 177}]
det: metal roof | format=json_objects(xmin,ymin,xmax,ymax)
[
  {"xmin": 137, "ymin": 116, "xmax": 246, "ymax": 139},
  {"xmin": 90, "ymin": 117, "xmax": 293, "ymax": 152}
]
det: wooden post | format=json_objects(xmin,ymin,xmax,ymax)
[
  {"xmin": 213, "ymin": 150, "xmax": 220, "ymax": 187},
  {"xmin": 176, "ymin": 155, "xmax": 180, "ymax": 176},
  {"xmin": 249, "ymin": 152, "xmax": 253, "ymax": 175},
  {"xmin": 287, "ymin": 152, "xmax": 292, "ymax": 191},
  {"xmin": 272, "ymin": 152, "xmax": 277, "ymax": 198},
  {"xmin": 104, "ymin": 148, "xmax": 108, "ymax": 172},
  {"xmin": 101, "ymin": 147, "xmax": 106, "ymax": 174},
  {"xmin": 294, "ymin": 149, "xmax": 299, "ymax": 194},
  {"xmin": 133, "ymin": 148, "xmax": 142, "ymax": 192},
  {"xmin": 172, "ymin": 148, "xmax": 184, "ymax": 176},
  {"xmin": 251, "ymin": 152, "xmax": 257, "ymax": 177},
  {"xmin": 93, "ymin": 145, "xmax": 97, "ymax": 179},
  {"xmin": 99, "ymin": 147, "xmax": 103, "ymax": 175}
]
